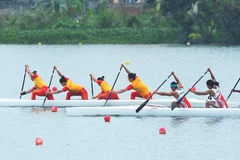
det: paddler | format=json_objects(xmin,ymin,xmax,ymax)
[
  {"xmin": 111, "ymin": 64, "xmax": 151, "ymax": 99},
  {"xmin": 47, "ymin": 66, "xmax": 88, "ymax": 100},
  {"xmin": 189, "ymin": 68, "xmax": 228, "ymax": 108},
  {"xmin": 89, "ymin": 74, "xmax": 119, "ymax": 99},
  {"xmin": 20, "ymin": 64, "xmax": 54, "ymax": 100},
  {"xmin": 153, "ymin": 72, "xmax": 191, "ymax": 108}
]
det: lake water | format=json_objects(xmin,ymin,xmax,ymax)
[{"xmin": 0, "ymin": 44, "xmax": 240, "ymax": 160}]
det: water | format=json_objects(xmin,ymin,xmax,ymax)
[{"xmin": 0, "ymin": 44, "xmax": 240, "ymax": 160}]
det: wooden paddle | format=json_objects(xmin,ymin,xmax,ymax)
[
  {"xmin": 103, "ymin": 66, "xmax": 123, "ymax": 106},
  {"xmin": 20, "ymin": 67, "xmax": 27, "ymax": 99},
  {"xmin": 90, "ymin": 76, "xmax": 94, "ymax": 97},
  {"xmin": 136, "ymin": 74, "xmax": 172, "ymax": 113},
  {"xmin": 226, "ymin": 77, "xmax": 240, "ymax": 101},
  {"xmin": 41, "ymin": 68, "xmax": 55, "ymax": 107},
  {"xmin": 171, "ymin": 70, "xmax": 208, "ymax": 111}
]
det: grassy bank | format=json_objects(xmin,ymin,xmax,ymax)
[{"xmin": 0, "ymin": 28, "xmax": 187, "ymax": 44}]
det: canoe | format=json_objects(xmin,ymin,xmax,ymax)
[
  {"xmin": 66, "ymin": 106, "xmax": 240, "ymax": 118},
  {"xmin": 0, "ymin": 98, "xmax": 239, "ymax": 108}
]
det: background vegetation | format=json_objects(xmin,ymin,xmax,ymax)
[{"xmin": 0, "ymin": 0, "xmax": 239, "ymax": 44}]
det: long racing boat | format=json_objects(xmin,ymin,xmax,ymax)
[
  {"xmin": 66, "ymin": 106, "xmax": 240, "ymax": 118},
  {"xmin": 0, "ymin": 98, "xmax": 239, "ymax": 108}
]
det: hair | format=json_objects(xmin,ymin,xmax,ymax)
[
  {"xmin": 97, "ymin": 76, "xmax": 105, "ymax": 81},
  {"xmin": 128, "ymin": 73, "xmax": 136, "ymax": 80},
  {"xmin": 32, "ymin": 71, "xmax": 37, "ymax": 74},
  {"xmin": 206, "ymin": 80, "xmax": 219, "ymax": 87},
  {"xmin": 59, "ymin": 76, "xmax": 67, "ymax": 83},
  {"xmin": 170, "ymin": 81, "xmax": 178, "ymax": 88}
]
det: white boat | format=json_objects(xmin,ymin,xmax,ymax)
[
  {"xmin": 66, "ymin": 106, "xmax": 240, "ymax": 118},
  {"xmin": 0, "ymin": 98, "xmax": 239, "ymax": 108}
]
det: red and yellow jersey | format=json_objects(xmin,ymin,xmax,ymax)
[
  {"xmin": 126, "ymin": 76, "xmax": 150, "ymax": 97},
  {"xmin": 62, "ymin": 77, "xmax": 83, "ymax": 93},
  {"xmin": 32, "ymin": 74, "xmax": 47, "ymax": 89},
  {"xmin": 97, "ymin": 80, "xmax": 111, "ymax": 93}
]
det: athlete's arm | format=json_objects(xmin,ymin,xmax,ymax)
[
  {"xmin": 54, "ymin": 66, "xmax": 63, "ymax": 77},
  {"xmin": 89, "ymin": 74, "xmax": 97, "ymax": 83},
  {"xmin": 207, "ymin": 68, "xmax": 217, "ymax": 82},
  {"xmin": 20, "ymin": 88, "xmax": 34, "ymax": 95},
  {"xmin": 232, "ymin": 89, "xmax": 240, "ymax": 93},
  {"xmin": 189, "ymin": 89, "xmax": 214, "ymax": 96},
  {"xmin": 154, "ymin": 91, "xmax": 176, "ymax": 96},
  {"xmin": 112, "ymin": 88, "xmax": 128, "ymax": 94},
  {"xmin": 25, "ymin": 64, "xmax": 33, "ymax": 76},
  {"xmin": 172, "ymin": 72, "xmax": 183, "ymax": 88},
  {"xmin": 121, "ymin": 64, "xmax": 131, "ymax": 74},
  {"xmin": 47, "ymin": 90, "xmax": 64, "ymax": 95}
]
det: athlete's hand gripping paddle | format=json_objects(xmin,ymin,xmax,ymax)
[
  {"xmin": 103, "ymin": 66, "xmax": 123, "ymax": 106},
  {"xmin": 171, "ymin": 70, "xmax": 208, "ymax": 111},
  {"xmin": 41, "ymin": 68, "xmax": 55, "ymax": 107},
  {"xmin": 226, "ymin": 77, "xmax": 240, "ymax": 101},
  {"xmin": 136, "ymin": 74, "xmax": 172, "ymax": 113}
]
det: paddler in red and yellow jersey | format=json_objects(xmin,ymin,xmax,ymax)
[
  {"xmin": 89, "ymin": 74, "xmax": 119, "ymax": 100},
  {"xmin": 20, "ymin": 64, "xmax": 54, "ymax": 100},
  {"xmin": 112, "ymin": 64, "xmax": 151, "ymax": 99},
  {"xmin": 154, "ymin": 72, "xmax": 191, "ymax": 108},
  {"xmin": 47, "ymin": 66, "xmax": 88, "ymax": 100}
]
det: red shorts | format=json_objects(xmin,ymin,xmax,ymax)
[
  {"xmin": 130, "ymin": 92, "xmax": 152, "ymax": 100},
  {"xmin": 66, "ymin": 87, "xmax": 88, "ymax": 100},
  {"xmin": 179, "ymin": 98, "xmax": 191, "ymax": 108},
  {"xmin": 31, "ymin": 86, "xmax": 54, "ymax": 100},
  {"xmin": 97, "ymin": 91, "xmax": 119, "ymax": 100}
]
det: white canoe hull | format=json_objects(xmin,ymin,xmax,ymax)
[
  {"xmin": 0, "ymin": 98, "xmax": 239, "ymax": 108},
  {"xmin": 66, "ymin": 107, "xmax": 240, "ymax": 118}
]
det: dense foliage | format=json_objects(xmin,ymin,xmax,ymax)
[{"xmin": 0, "ymin": 0, "xmax": 239, "ymax": 44}]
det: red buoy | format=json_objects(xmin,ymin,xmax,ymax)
[
  {"xmin": 159, "ymin": 127, "xmax": 166, "ymax": 134},
  {"xmin": 51, "ymin": 106, "xmax": 58, "ymax": 112},
  {"xmin": 52, "ymin": 86, "xmax": 57, "ymax": 91},
  {"xmin": 191, "ymin": 86, "xmax": 196, "ymax": 92},
  {"xmin": 35, "ymin": 137, "xmax": 43, "ymax": 145},
  {"xmin": 104, "ymin": 115, "xmax": 111, "ymax": 122}
]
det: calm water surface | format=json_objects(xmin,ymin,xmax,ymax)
[{"xmin": 0, "ymin": 44, "xmax": 240, "ymax": 160}]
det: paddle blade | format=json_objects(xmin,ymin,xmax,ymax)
[{"xmin": 136, "ymin": 99, "xmax": 149, "ymax": 113}]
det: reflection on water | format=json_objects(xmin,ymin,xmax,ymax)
[
  {"xmin": 205, "ymin": 118, "xmax": 224, "ymax": 126},
  {"xmin": 171, "ymin": 117, "xmax": 190, "ymax": 126}
]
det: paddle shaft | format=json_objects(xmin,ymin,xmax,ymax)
[
  {"xmin": 226, "ymin": 77, "xmax": 240, "ymax": 101},
  {"xmin": 172, "ymin": 70, "xmax": 208, "ymax": 110},
  {"xmin": 41, "ymin": 68, "xmax": 55, "ymax": 107},
  {"xmin": 136, "ymin": 74, "xmax": 172, "ymax": 113},
  {"xmin": 103, "ymin": 66, "xmax": 123, "ymax": 106},
  {"xmin": 20, "ymin": 68, "xmax": 27, "ymax": 99},
  {"xmin": 90, "ymin": 76, "xmax": 94, "ymax": 97}
]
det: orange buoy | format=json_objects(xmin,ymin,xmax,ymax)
[
  {"xmin": 104, "ymin": 115, "xmax": 111, "ymax": 122},
  {"xmin": 51, "ymin": 106, "xmax": 58, "ymax": 112},
  {"xmin": 159, "ymin": 127, "xmax": 166, "ymax": 134},
  {"xmin": 35, "ymin": 137, "xmax": 43, "ymax": 145}
]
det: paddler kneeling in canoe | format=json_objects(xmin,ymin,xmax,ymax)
[
  {"xmin": 20, "ymin": 64, "xmax": 54, "ymax": 100},
  {"xmin": 111, "ymin": 64, "xmax": 151, "ymax": 100},
  {"xmin": 47, "ymin": 66, "xmax": 88, "ymax": 100},
  {"xmin": 153, "ymin": 72, "xmax": 192, "ymax": 108},
  {"xmin": 189, "ymin": 68, "xmax": 228, "ymax": 108},
  {"xmin": 89, "ymin": 74, "xmax": 119, "ymax": 100}
]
